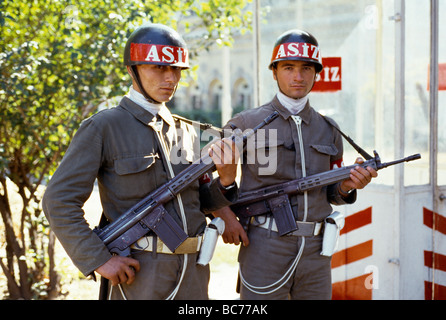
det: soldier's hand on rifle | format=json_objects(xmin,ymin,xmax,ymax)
[
  {"xmin": 339, "ymin": 157, "xmax": 378, "ymax": 196},
  {"xmin": 95, "ymin": 255, "xmax": 140, "ymax": 286},
  {"xmin": 209, "ymin": 138, "xmax": 240, "ymax": 187},
  {"xmin": 213, "ymin": 206, "xmax": 250, "ymax": 246}
]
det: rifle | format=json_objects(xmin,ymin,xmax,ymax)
[
  {"xmin": 230, "ymin": 151, "xmax": 421, "ymax": 236},
  {"xmin": 93, "ymin": 112, "xmax": 279, "ymax": 257}
]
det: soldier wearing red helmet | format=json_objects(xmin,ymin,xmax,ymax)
[
  {"xmin": 268, "ymin": 29, "xmax": 323, "ymax": 72},
  {"xmin": 43, "ymin": 23, "xmax": 239, "ymax": 300},
  {"xmin": 269, "ymin": 29, "xmax": 323, "ymax": 100},
  {"xmin": 124, "ymin": 23, "xmax": 190, "ymax": 104},
  {"xmin": 214, "ymin": 29, "xmax": 377, "ymax": 299}
]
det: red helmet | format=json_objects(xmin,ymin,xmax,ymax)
[
  {"xmin": 269, "ymin": 29, "xmax": 323, "ymax": 73},
  {"xmin": 124, "ymin": 23, "xmax": 189, "ymax": 69}
]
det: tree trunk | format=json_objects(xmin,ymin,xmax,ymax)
[
  {"xmin": 0, "ymin": 179, "xmax": 32, "ymax": 299},
  {"xmin": 47, "ymin": 231, "xmax": 60, "ymax": 299}
]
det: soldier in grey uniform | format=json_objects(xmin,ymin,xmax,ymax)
[
  {"xmin": 214, "ymin": 29, "xmax": 377, "ymax": 299},
  {"xmin": 43, "ymin": 23, "xmax": 239, "ymax": 300}
]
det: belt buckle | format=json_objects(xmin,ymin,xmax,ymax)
[{"xmin": 313, "ymin": 222, "xmax": 323, "ymax": 236}]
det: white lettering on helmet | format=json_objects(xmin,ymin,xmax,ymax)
[
  {"xmin": 275, "ymin": 44, "xmax": 286, "ymax": 59},
  {"xmin": 287, "ymin": 43, "xmax": 300, "ymax": 57},
  {"xmin": 177, "ymin": 48, "xmax": 183, "ymax": 63},
  {"xmin": 145, "ymin": 45, "xmax": 160, "ymax": 62},
  {"xmin": 162, "ymin": 46, "xmax": 174, "ymax": 63},
  {"xmin": 271, "ymin": 42, "xmax": 321, "ymax": 65},
  {"xmin": 311, "ymin": 45, "xmax": 320, "ymax": 61},
  {"xmin": 301, "ymin": 43, "xmax": 309, "ymax": 58}
]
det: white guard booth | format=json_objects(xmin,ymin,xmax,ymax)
[{"xmin": 314, "ymin": 0, "xmax": 446, "ymax": 300}]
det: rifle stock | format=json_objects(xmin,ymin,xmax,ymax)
[
  {"xmin": 94, "ymin": 112, "xmax": 280, "ymax": 256},
  {"xmin": 231, "ymin": 151, "xmax": 421, "ymax": 234}
]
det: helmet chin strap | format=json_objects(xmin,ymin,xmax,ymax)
[
  {"xmin": 129, "ymin": 65, "xmax": 179, "ymax": 105},
  {"xmin": 129, "ymin": 66, "xmax": 161, "ymax": 104}
]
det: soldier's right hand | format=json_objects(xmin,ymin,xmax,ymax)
[
  {"xmin": 95, "ymin": 256, "xmax": 141, "ymax": 286},
  {"xmin": 213, "ymin": 206, "xmax": 250, "ymax": 246}
]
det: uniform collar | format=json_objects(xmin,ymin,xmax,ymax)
[
  {"xmin": 271, "ymin": 94, "xmax": 312, "ymax": 124},
  {"xmin": 157, "ymin": 104, "xmax": 176, "ymax": 128},
  {"xmin": 120, "ymin": 96, "xmax": 176, "ymax": 128}
]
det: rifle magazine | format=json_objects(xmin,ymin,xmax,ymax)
[
  {"xmin": 267, "ymin": 194, "xmax": 298, "ymax": 236},
  {"xmin": 141, "ymin": 205, "xmax": 188, "ymax": 253}
]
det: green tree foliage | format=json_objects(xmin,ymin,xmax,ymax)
[{"xmin": 0, "ymin": 0, "xmax": 252, "ymax": 299}]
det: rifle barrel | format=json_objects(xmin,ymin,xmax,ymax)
[
  {"xmin": 232, "ymin": 152, "xmax": 422, "ymax": 209},
  {"xmin": 378, "ymin": 153, "xmax": 421, "ymax": 169}
]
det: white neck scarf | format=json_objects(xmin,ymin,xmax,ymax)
[
  {"xmin": 277, "ymin": 91, "xmax": 308, "ymax": 115},
  {"xmin": 126, "ymin": 86, "xmax": 163, "ymax": 116}
]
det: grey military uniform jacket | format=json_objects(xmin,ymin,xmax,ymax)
[
  {"xmin": 226, "ymin": 95, "xmax": 355, "ymax": 223},
  {"xmin": 42, "ymin": 97, "xmax": 236, "ymax": 276}
]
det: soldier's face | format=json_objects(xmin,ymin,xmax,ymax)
[
  {"xmin": 131, "ymin": 64, "xmax": 182, "ymax": 103},
  {"xmin": 273, "ymin": 60, "xmax": 316, "ymax": 99}
]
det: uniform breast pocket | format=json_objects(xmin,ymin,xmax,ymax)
[
  {"xmin": 309, "ymin": 144, "xmax": 338, "ymax": 174},
  {"xmin": 250, "ymin": 137, "xmax": 291, "ymax": 177},
  {"xmin": 113, "ymin": 153, "xmax": 164, "ymax": 199}
]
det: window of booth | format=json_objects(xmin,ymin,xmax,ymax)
[
  {"xmin": 438, "ymin": 0, "xmax": 446, "ymax": 187},
  {"xmin": 290, "ymin": 0, "xmax": 397, "ymax": 185},
  {"xmin": 259, "ymin": 0, "xmax": 443, "ymax": 186},
  {"xmin": 404, "ymin": 0, "xmax": 431, "ymax": 186}
]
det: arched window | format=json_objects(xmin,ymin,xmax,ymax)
[
  {"xmin": 188, "ymin": 81, "xmax": 202, "ymax": 110},
  {"xmin": 233, "ymin": 78, "xmax": 251, "ymax": 109},
  {"xmin": 208, "ymin": 80, "xmax": 223, "ymax": 111}
]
